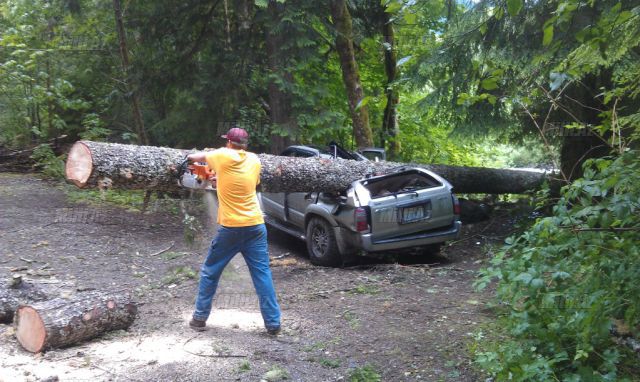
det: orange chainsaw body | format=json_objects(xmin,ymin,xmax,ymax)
[{"xmin": 188, "ymin": 163, "xmax": 215, "ymax": 181}]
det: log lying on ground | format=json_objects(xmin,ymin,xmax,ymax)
[
  {"xmin": 65, "ymin": 140, "xmax": 550, "ymax": 194},
  {"xmin": 0, "ymin": 135, "xmax": 70, "ymax": 172},
  {"xmin": 15, "ymin": 290, "xmax": 137, "ymax": 353},
  {"xmin": 0, "ymin": 276, "xmax": 50, "ymax": 324}
]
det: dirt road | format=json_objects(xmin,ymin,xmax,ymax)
[{"xmin": 0, "ymin": 173, "xmax": 511, "ymax": 381}]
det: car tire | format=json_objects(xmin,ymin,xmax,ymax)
[{"xmin": 306, "ymin": 217, "xmax": 341, "ymax": 267}]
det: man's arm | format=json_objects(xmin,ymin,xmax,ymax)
[{"xmin": 187, "ymin": 152, "xmax": 208, "ymax": 163}]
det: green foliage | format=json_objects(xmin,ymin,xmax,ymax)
[
  {"xmin": 237, "ymin": 360, "xmax": 251, "ymax": 372},
  {"xmin": 0, "ymin": 0, "xmax": 118, "ymax": 148},
  {"xmin": 319, "ymin": 358, "xmax": 341, "ymax": 369},
  {"xmin": 162, "ymin": 266, "xmax": 197, "ymax": 285},
  {"xmin": 475, "ymin": 151, "xmax": 640, "ymax": 381},
  {"xmin": 30, "ymin": 144, "xmax": 65, "ymax": 178},
  {"xmin": 160, "ymin": 251, "xmax": 187, "ymax": 261},
  {"xmin": 350, "ymin": 284, "xmax": 380, "ymax": 295},
  {"xmin": 262, "ymin": 365, "xmax": 289, "ymax": 381},
  {"xmin": 406, "ymin": 0, "xmax": 640, "ymax": 174},
  {"xmin": 64, "ymin": 187, "xmax": 147, "ymax": 211},
  {"xmin": 348, "ymin": 364, "xmax": 381, "ymax": 382},
  {"xmin": 79, "ymin": 113, "xmax": 111, "ymax": 141},
  {"xmin": 182, "ymin": 213, "xmax": 202, "ymax": 247}
]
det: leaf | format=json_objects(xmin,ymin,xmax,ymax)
[
  {"xmin": 396, "ymin": 55, "xmax": 412, "ymax": 67},
  {"xmin": 494, "ymin": 6, "xmax": 504, "ymax": 20},
  {"xmin": 552, "ymin": 271, "xmax": 570, "ymax": 280},
  {"xmin": 514, "ymin": 272, "xmax": 532, "ymax": 284},
  {"xmin": 506, "ymin": 0, "xmax": 523, "ymax": 17},
  {"xmin": 403, "ymin": 11, "xmax": 417, "ymax": 25},
  {"xmin": 543, "ymin": 25, "xmax": 554, "ymax": 46},
  {"xmin": 481, "ymin": 77, "xmax": 498, "ymax": 90},
  {"xmin": 456, "ymin": 93, "xmax": 469, "ymax": 105},
  {"xmin": 530, "ymin": 278, "xmax": 544, "ymax": 288},
  {"xmin": 254, "ymin": 0, "xmax": 268, "ymax": 8},
  {"xmin": 355, "ymin": 96, "xmax": 371, "ymax": 111},
  {"xmin": 385, "ymin": 1, "xmax": 402, "ymax": 13}
]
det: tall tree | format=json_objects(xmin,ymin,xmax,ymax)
[
  {"xmin": 264, "ymin": 0, "xmax": 295, "ymax": 154},
  {"xmin": 380, "ymin": 6, "xmax": 399, "ymax": 158},
  {"xmin": 112, "ymin": 0, "xmax": 148, "ymax": 144},
  {"xmin": 330, "ymin": 0, "xmax": 373, "ymax": 149}
]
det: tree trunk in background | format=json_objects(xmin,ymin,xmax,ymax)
[
  {"xmin": 65, "ymin": 140, "xmax": 551, "ymax": 194},
  {"xmin": 113, "ymin": 0, "xmax": 148, "ymax": 145},
  {"xmin": 557, "ymin": 8, "xmax": 611, "ymax": 181},
  {"xmin": 235, "ymin": 0, "xmax": 252, "ymax": 33},
  {"xmin": 381, "ymin": 10, "xmax": 400, "ymax": 159},
  {"xmin": 330, "ymin": 0, "xmax": 373, "ymax": 149},
  {"xmin": 560, "ymin": 73, "xmax": 611, "ymax": 181},
  {"xmin": 265, "ymin": 0, "xmax": 294, "ymax": 154}
]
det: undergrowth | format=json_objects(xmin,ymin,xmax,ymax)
[
  {"xmin": 475, "ymin": 151, "xmax": 640, "ymax": 381},
  {"xmin": 31, "ymin": 144, "xmax": 65, "ymax": 179},
  {"xmin": 65, "ymin": 187, "xmax": 148, "ymax": 212}
]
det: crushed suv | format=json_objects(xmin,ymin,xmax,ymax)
[{"xmin": 259, "ymin": 144, "xmax": 462, "ymax": 266}]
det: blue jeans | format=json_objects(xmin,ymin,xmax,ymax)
[{"xmin": 193, "ymin": 224, "xmax": 281, "ymax": 329}]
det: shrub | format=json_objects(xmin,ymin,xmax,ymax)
[
  {"xmin": 476, "ymin": 151, "xmax": 640, "ymax": 381},
  {"xmin": 31, "ymin": 144, "xmax": 65, "ymax": 179}
]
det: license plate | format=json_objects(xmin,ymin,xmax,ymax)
[{"xmin": 400, "ymin": 203, "xmax": 430, "ymax": 224}]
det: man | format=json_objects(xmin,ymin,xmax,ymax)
[{"xmin": 187, "ymin": 127, "xmax": 281, "ymax": 335}]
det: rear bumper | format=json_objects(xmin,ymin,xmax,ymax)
[{"xmin": 359, "ymin": 221, "xmax": 462, "ymax": 252}]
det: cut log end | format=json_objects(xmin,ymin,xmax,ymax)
[
  {"xmin": 65, "ymin": 141, "xmax": 93, "ymax": 188},
  {"xmin": 16, "ymin": 306, "xmax": 46, "ymax": 353}
]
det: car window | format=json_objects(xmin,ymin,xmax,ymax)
[
  {"xmin": 296, "ymin": 150, "xmax": 316, "ymax": 158},
  {"xmin": 280, "ymin": 148, "xmax": 296, "ymax": 157},
  {"xmin": 282, "ymin": 148, "xmax": 316, "ymax": 158}
]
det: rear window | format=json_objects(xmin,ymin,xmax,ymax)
[{"xmin": 362, "ymin": 170, "xmax": 441, "ymax": 198}]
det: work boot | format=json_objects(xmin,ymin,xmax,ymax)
[
  {"xmin": 266, "ymin": 326, "xmax": 281, "ymax": 336},
  {"xmin": 189, "ymin": 318, "xmax": 207, "ymax": 331}
]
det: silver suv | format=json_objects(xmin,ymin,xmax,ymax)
[{"xmin": 259, "ymin": 145, "xmax": 462, "ymax": 266}]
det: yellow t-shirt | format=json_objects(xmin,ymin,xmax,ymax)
[{"xmin": 205, "ymin": 148, "xmax": 264, "ymax": 227}]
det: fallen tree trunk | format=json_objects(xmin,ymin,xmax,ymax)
[
  {"xmin": 0, "ymin": 135, "xmax": 69, "ymax": 173},
  {"xmin": 15, "ymin": 290, "xmax": 137, "ymax": 353},
  {"xmin": 65, "ymin": 140, "xmax": 551, "ymax": 194},
  {"xmin": 0, "ymin": 276, "xmax": 50, "ymax": 324}
]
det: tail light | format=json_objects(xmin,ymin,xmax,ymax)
[
  {"xmin": 452, "ymin": 195, "xmax": 461, "ymax": 216},
  {"xmin": 354, "ymin": 207, "xmax": 369, "ymax": 232}
]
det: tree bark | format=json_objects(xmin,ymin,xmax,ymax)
[
  {"xmin": 381, "ymin": 10, "xmax": 400, "ymax": 158},
  {"xmin": 65, "ymin": 140, "xmax": 550, "ymax": 194},
  {"xmin": 330, "ymin": 0, "xmax": 373, "ymax": 149},
  {"xmin": 113, "ymin": 0, "xmax": 148, "ymax": 145},
  {"xmin": 15, "ymin": 290, "xmax": 137, "ymax": 353},
  {"xmin": 559, "ymin": 73, "xmax": 611, "ymax": 181},
  {"xmin": 265, "ymin": 0, "xmax": 295, "ymax": 154},
  {"xmin": 0, "ymin": 135, "xmax": 69, "ymax": 172},
  {"xmin": 0, "ymin": 278, "xmax": 49, "ymax": 324}
]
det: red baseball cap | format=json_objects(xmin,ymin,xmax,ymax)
[{"xmin": 221, "ymin": 127, "xmax": 249, "ymax": 144}]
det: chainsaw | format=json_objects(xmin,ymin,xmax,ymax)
[{"xmin": 177, "ymin": 157, "xmax": 216, "ymax": 190}]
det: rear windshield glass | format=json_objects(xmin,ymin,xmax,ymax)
[{"xmin": 362, "ymin": 170, "xmax": 441, "ymax": 198}]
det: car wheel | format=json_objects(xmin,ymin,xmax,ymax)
[{"xmin": 306, "ymin": 217, "xmax": 341, "ymax": 267}]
